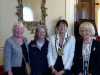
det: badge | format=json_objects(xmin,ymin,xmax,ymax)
[{"xmin": 58, "ymin": 48, "xmax": 64, "ymax": 56}]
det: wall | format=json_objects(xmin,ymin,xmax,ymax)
[
  {"xmin": 0, "ymin": 0, "xmax": 17, "ymax": 47},
  {"xmin": 46, "ymin": 0, "xmax": 66, "ymax": 35},
  {"xmin": 46, "ymin": 0, "xmax": 75, "ymax": 35},
  {"xmin": 0, "ymin": 0, "xmax": 18, "ymax": 64}
]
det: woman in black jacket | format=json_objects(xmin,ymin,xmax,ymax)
[
  {"xmin": 72, "ymin": 22, "xmax": 100, "ymax": 75},
  {"xmin": 29, "ymin": 25, "xmax": 50, "ymax": 75}
]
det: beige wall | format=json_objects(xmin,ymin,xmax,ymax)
[
  {"xmin": 0, "ymin": 0, "xmax": 18, "ymax": 64},
  {"xmin": 46, "ymin": 0, "xmax": 75, "ymax": 35},
  {"xmin": 0, "ymin": 0, "xmax": 18, "ymax": 47},
  {"xmin": 46, "ymin": 0, "xmax": 66, "ymax": 35}
]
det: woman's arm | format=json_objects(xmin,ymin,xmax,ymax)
[
  {"xmin": 4, "ymin": 39, "xmax": 12, "ymax": 74},
  {"xmin": 65, "ymin": 36, "xmax": 76, "ymax": 70},
  {"xmin": 47, "ymin": 41, "xmax": 54, "ymax": 67}
]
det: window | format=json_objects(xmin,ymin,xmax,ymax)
[{"xmin": 23, "ymin": 6, "xmax": 34, "ymax": 22}]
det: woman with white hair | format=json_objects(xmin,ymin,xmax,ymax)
[
  {"xmin": 4, "ymin": 22, "xmax": 29, "ymax": 75},
  {"xmin": 72, "ymin": 22, "xmax": 100, "ymax": 75}
]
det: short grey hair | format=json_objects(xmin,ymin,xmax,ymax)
[{"xmin": 79, "ymin": 22, "xmax": 95, "ymax": 36}]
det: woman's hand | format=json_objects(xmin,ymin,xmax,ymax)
[
  {"xmin": 52, "ymin": 70, "xmax": 57, "ymax": 75},
  {"xmin": 78, "ymin": 72, "xmax": 83, "ymax": 75},
  {"xmin": 54, "ymin": 70, "xmax": 64, "ymax": 75},
  {"xmin": 89, "ymin": 73, "xmax": 92, "ymax": 75},
  {"xmin": 58, "ymin": 70, "xmax": 64, "ymax": 75},
  {"xmin": 8, "ymin": 70, "xmax": 13, "ymax": 75},
  {"xmin": 50, "ymin": 66, "xmax": 57, "ymax": 75},
  {"xmin": 50, "ymin": 66, "xmax": 64, "ymax": 75}
]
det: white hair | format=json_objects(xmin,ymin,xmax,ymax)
[
  {"xmin": 12, "ymin": 22, "xmax": 25, "ymax": 33},
  {"xmin": 79, "ymin": 22, "xmax": 95, "ymax": 36}
]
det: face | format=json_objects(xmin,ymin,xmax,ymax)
[
  {"xmin": 80, "ymin": 27, "xmax": 92, "ymax": 43},
  {"xmin": 80, "ymin": 27, "xmax": 91, "ymax": 37},
  {"xmin": 57, "ymin": 22, "xmax": 67, "ymax": 34},
  {"xmin": 14, "ymin": 25, "xmax": 24, "ymax": 38},
  {"xmin": 37, "ymin": 27, "xmax": 46, "ymax": 40}
]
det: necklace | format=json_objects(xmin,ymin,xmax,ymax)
[{"xmin": 55, "ymin": 34, "xmax": 70, "ymax": 56}]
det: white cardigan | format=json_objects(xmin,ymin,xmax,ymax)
[{"xmin": 47, "ymin": 33, "xmax": 76, "ymax": 70}]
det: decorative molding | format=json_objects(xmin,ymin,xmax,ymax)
[
  {"xmin": 16, "ymin": 0, "xmax": 23, "ymax": 21},
  {"xmin": 41, "ymin": 0, "xmax": 48, "ymax": 25}
]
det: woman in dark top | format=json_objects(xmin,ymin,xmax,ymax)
[
  {"xmin": 4, "ymin": 22, "xmax": 29, "ymax": 75},
  {"xmin": 29, "ymin": 25, "xmax": 49, "ymax": 75},
  {"xmin": 72, "ymin": 22, "xmax": 100, "ymax": 75}
]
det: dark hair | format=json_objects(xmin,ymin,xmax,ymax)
[{"xmin": 56, "ymin": 19, "xmax": 68, "ymax": 28}]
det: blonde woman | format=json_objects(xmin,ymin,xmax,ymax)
[{"xmin": 4, "ymin": 22, "xmax": 29, "ymax": 75}]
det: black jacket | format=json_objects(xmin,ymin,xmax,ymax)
[
  {"xmin": 28, "ymin": 39, "xmax": 49, "ymax": 75},
  {"xmin": 72, "ymin": 38, "xmax": 100, "ymax": 75}
]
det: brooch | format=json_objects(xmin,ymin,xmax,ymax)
[{"xmin": 93, "ymin": 47, "xmax": 96, "ymax": 51}]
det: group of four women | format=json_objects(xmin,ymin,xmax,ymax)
[{"xmin": 4, "ymin": 20, "xmax": 100, "ymax": 75}]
